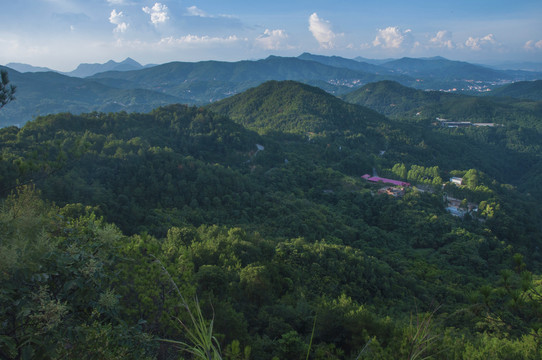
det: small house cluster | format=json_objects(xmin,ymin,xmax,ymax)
[
  {"xmin": 444, "ymin": 195, "xmax": 478, "ymax": 217},
  {"xmin": 361, "ymin": 172, "xmax": 481, "ymax": 217}
]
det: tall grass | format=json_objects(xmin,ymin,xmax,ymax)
[
  {"xmin": 305, "ymin": 314, "xmax": 317, "ymax": 360},
  {"xmin": 405, "ymin": 303, "xmax": 441, "ymax": 360},
  {"xmin": 154, "ymin": 257, "xmax": 222, "ymax": 360}
]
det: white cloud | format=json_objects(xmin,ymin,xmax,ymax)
[
  {"xmin": 430, "ymin": 30, "xmax": 454, "ymax": 49},
  {"xmin": 110, "ymin": 35, "xmax": 243, "ymax": 51},
  {"xmin": 185, "ymin": 6, "xmax": 237, "ymax": 20},
  {"xmin": 186, "ymin": 6, "xmax": 209, "ymax": 17},
  {"xmin": 373, "ymin": 26, "xmax": 408, "ymax": 49},
  {"xmin": 255, "ymin": 29, "xmax": 290, "ymax": 50},
  {"xmin": 308, "ymin": 13, "xmax": 338, "ymax": 49},
  {"xmin": 524, "ymin": 39, "xmax": 542, "ymax": 50},
  {"xmin": 106, "ymin": 0, "xmax": 125, "ymax": 4},
  {"xmin": 465, "ymin": 34, "xmax": 497, "ymax": 50},
  {"xmin": 142, "ymin": 3, "xmax": 169, "ymax": 26},
  {"xmin": 109, "ymin": 9, "xmax": 128, "ymax": 33},
  {"xmin": 159, "ymin": 34, "xmax": 242, "ymax": 47}
]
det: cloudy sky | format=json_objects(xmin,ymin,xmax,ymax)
[{"xmin": 1, "ymin": 0, "xmax": 541, "ymax": 71}]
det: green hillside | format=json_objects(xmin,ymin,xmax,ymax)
[
  {"xmin": 1, "ymin": 80, "xmax": 542, "ymax": 359},
  {"xmin": 377, "ymin": 57, "xmax": 542, "ymax": 92},
  {"xmin": 341, "ymin": 80, "xmax": 450, "ymax": 118},
  {"xmin": 489, "ymin": 80, "xmax": 542, "ymax": 101},
  {"xmin": 382, "ymin": 57, "xmax": 509, "ymax": 81},
  {"xmin": 342, "ymin": 80, "xmax": 542, "ymax": 127},
  {"xmin": 88, "ymin": 55, "xmax": 381, "ymax": 85},
  {"xmin": 88, "ymin": 56, "xmax": 380, "ymax": 100},
  {"xmin": 0, "ymin": 66, "xmax": 181, "ymax": 127},
  {"xmin": 207, "ymin": 80, "xmax": 388, "ymax": 135},
  {"xmin": 297, "ymin": 52, "xmax": 395, "ymax": 75}
]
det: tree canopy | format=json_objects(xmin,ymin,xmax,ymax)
[
  {"xmin": 1, "ymin": 80, "xmax": 542, "ymax": 359},
  {"xmin": 0, "ymin": 70, "xmax": 16, "ymax": 109}
]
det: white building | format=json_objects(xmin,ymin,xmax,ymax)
[{"xmin": 450, "ymin": 177, "xmax": 463, "ymax": 186}]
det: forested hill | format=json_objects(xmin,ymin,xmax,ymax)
[
  {"xmin": 87, "ymin": 56, "xmax": 385, "ymax": 100},
  {"xmin": 342, "ymin": 80, "xmax": 542, "ymax": 126},
  {"xmin": 489, "ymin": 79, "xmax": 542, "ymax": 101},
  {"xmin": 207, "ymin": 80, "xmax": 387, "ymax": 134},
  {"xmin": 380, "ymin": 57, "xmax": 504, "ymax": 81},
  {"xmin": 0, "ymin": 65, "xmax": 180, "ymax": 127},
  {"xmin": 2, "ymin": 80, "xmax": 542, "ymax": 359},
  {"xmin": 297, "ymin": 52, "xmax": 396, "ymax": 75},
  {"xmin": 341, "ymin": 80, "xmax": 455, "ymax": 119}
]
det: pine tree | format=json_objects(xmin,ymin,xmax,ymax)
[{"xmin": 0, "ymin": 70, "xmax": 16, "ymax": 109}]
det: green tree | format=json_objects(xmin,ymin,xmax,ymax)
[
  {"xmin": 0, "ymin": 186, "xmax": 155, "ymax": 359},
  {"xmin": 1, "ymin": 70, "xmax": 16, "ymax": 109}
]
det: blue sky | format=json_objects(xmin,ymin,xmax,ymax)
[{"xmin": 1, "ymin": 0, "xmax": 541, "ymax": 71}]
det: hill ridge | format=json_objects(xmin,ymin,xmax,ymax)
[{"xmin": 207, "ymin": 80, "xmax": 387, "ymax": 135}]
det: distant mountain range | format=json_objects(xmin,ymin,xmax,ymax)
[
  {"xmin": 66, "ymin": 57, "xmax": 150, "ymax": 77},
  {"xmin": 5, "ymin": 58, "xmax": 153, "ymax": 78},
  {"xmin": 1, "ymin": 54, "xmax": 541, "ymax": 127},
  {"xmin": 484, "ymin": 61, "xmax": 542, "ymax": 72},
  {"xmin": 4, "ymin": 63, "xmax": 55, "ymax": 73}
]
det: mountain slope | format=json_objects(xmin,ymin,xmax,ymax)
[
  {"xmin": 90, "ymin": 56, "xmax": 371, "ymax": 84},
  {"xmin": 381, "ymin": 57, "xmax": 508, "ymax": 81},
  {"xmin": 0, "ymin": 66, "xmax": 181, "ymax": 127},
  {"xmin": 88, "ymin": 56, "xmax": 391, "ymax": 100},
  {"xmin": 5, "ymin": 63, "xmax": 55, "ymax": 73},
  {"xmin": 297, "ymin": 52, "xmax": 393, "ymax": 75},
  {"xmin": 342, "ymin": 80, "xmax": 541, "ymax": 125},
  {"xmin": 341, "ymin": 80, "xmax": 479, "ymax": 119},
  {"xmin": 207, "ymin": 80, "xmax": 388, "ymax": 134},
  {"xmin": 489, "ymin": 80, "xmax": 542, "ymax": 101}
]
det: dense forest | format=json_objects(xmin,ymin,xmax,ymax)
[{"xmin": 1, "ymin": 80, "xmax": 542, "ymax": 359}]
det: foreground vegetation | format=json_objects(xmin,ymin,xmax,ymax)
[{"xmin": 1, "ymin": 81, "xmax": 542, "ymax": 359}]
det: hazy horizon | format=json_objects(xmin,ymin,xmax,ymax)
[{"xmin": 1, "ymin": 0, "xmax": 541, "ymax": 72}]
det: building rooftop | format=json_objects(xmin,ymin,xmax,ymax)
[{"xmin": 362, "ymin": 174, "xmax": 410, "ymax": 187}]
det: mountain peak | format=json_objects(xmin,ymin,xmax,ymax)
[
  {"xmin": 67, "ymin": 58, "xmax": 143, "ymax": 77},
  {"xmin": 120, "ymin": 57, "xmax": 141, "ymax": 67},
  {"xmin": 208, "ymin": 80, "xmax": 385, "ymax": 134}
]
